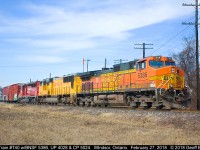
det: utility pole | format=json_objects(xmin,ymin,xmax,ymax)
[
  {"xmin": 114, "ymin": 59, "xmax": 128, "ymax": 64},
  {"xmin": 86, "ymin": 59, "xmax": 90, "ymax": 72},
  {"xmin": 134, "ymin": 43, "xmax": 153, "ymax": 58},
  {"xmin": 104, "ymin": 58, "xmax": 107, "ymax": 68},
  {"xmin": 82, "ymin": 58, "xmax": 85, "ymax": 72},
  {"xmin": 82, "ymin": 58, "xmax": 91, "ymax": 72},
  {"xmin": 183, "ymin": 0, "xmax": 200, "ymax": 110},
  {"xmin": 102, "ymin": 58, "xmax": 108, "ymax": 70}
]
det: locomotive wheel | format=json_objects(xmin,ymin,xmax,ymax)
[
  {"xmin": 92, "ymin": 104, "xmax": 97, "ymax": 107},
  {"xmin": 144, "ymin": 103, "xmax": 152, "ymax": 109},
  {"xmin": 130, "ymin": 102, "xmax": 139, "ymax": 109},
  {"xmin": 156, "ymin": 105, "xmax": 164, "ymax": 109},
  {"xmin": 80, "ymin": 102, "xmax": 85, "ymax": 107},
  {"xmin": 87, "ymin": 102, "xmax": 91, "ymax": 107}
]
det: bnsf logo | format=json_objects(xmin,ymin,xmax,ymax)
[{"xmin": 138, "ymin": 72, "xmax": 147, "ymax": 78}]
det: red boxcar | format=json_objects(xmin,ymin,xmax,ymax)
[
  {"xmin": 19, "ymin": 81, "xmax": 40, "ymax": 98},
  {"xmin": 2, "ymin": 84, "xmax": 23, "ymax": 102}
]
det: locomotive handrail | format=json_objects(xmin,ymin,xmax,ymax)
[{"xmin": 157, "ymin": 75, "xmax": 173, "ymax": 89}]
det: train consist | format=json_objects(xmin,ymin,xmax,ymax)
[{"xmin": 2, "ymin": 56, "xmax": 191, "ymax": 109}]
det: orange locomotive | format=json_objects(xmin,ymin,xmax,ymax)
[{"xmin": 79, "ymin": 56, "xmax": 190, "ymax": 109}]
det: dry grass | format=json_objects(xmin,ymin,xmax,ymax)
[{"xmin": 0, "ymin": 103, "xmax": 199, "ymax": 145}]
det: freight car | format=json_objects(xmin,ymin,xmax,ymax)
[
  {"xmin": 2, "ymin": 83, "xmax": 23, "ymax": 102},
  {"xmin": 37, "ymin": 56, "xmax": 190, "ymax": 109}
]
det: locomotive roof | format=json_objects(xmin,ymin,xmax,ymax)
[
  {"xmin": 113, "ymin": 59, "xmax": 138, "ymax": 66},
  {"xmin": 137, "ymin": 56, "xmax": 174, "ymax": 62}
]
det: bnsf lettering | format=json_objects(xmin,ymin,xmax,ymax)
[{"xmin": 138, "ymin": 72, "xmax": 147, "ymax": 78}]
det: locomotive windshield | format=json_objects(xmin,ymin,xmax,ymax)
[
  {"xmin": 149, "ymin": 61, "xmax": 164, "ymax": 68},
  {"xmin": 165, "ymin": 61, "xmax": 175, "ymax": 66},
  {"xmin": 136, "ymin": 61, "xmax": 146, "ymax": 70}
]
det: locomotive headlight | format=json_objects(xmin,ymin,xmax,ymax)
[
  {"xmin": 150, "ymin": 82, "xmax": 155, "ymax": 87},
  {"xmin": 171, "ymin": 68, "xmax": 175, "ymax": 73}
]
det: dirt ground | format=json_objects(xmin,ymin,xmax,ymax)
[{"xmin": 0, "ymin": 103, "xmax": 199, "ymax": 145}]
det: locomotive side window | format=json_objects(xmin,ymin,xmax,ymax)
[
  {"xmin": 165, "ymin": 61, "xmax": 175, "ymax": 66},
  {"xmin": 137, "ymin": 61, "xmax": 146, "ymax": 70},
  {"xmin": 149, "ymin": 61, "xmax": 164, "ymax": 68}
]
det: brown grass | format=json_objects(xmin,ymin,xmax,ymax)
[{"xmin": 0, "ymin": 103, "xmax": 199, "ymax": 145}]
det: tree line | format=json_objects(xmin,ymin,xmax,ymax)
[{"xmin": 172, "ymin": 37, "xmax": 199, "ymax": 110}]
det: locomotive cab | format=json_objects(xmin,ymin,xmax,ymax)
[
  {"xmin": 135, "ymin": 56, "xmax": 189, "ymax": 109},
  {"xmin": 136, "ymin": 58, "xmax": 149, "ymax": 85},
  {"xmin": 148, "ymin": 56, "xmax": 184, "ymax": 90},
  {"xmin": 135, "ymin": 56, "xmax": 185, "ymax": 90}
]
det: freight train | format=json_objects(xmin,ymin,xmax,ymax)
[{"xmin": 2, "ymin": 56, "xmax": 191, "ymax": 109}]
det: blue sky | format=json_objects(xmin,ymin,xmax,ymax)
[{"xmin": 0, "ymin": 0, "xmax": 195, "ymax": 87}]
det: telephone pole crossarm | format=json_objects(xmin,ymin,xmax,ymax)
[
  {"xmin": 134, "ymin": 43, "xmax": 153, "ymax": 58},
  {"xmin": 182, "ymin": 3, "xmax": 200, "ymax": 6}
]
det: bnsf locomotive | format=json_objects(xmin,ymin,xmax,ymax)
[{"xmin": 2, "ymin": 56, "xmax": 191, "ymax": 109}]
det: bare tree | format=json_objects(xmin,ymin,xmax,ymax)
[{"xmin": 172, "ymin": 37, "xmax": 197, "ymax": 109}]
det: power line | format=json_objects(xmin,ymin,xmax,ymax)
[
  {"xmin": 150, "ymin": 12, "xmax": 196, "ymax": 56},
  {"xmin": 156, "ymin": 17, "xmax": 200, "ymax": 56},
  {"xmin": 151, "ymin": 25, "xmax": 191, "ymax": 55}
]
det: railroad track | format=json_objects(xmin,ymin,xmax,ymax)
[{"xmin": 1, "ymin": 101, "xmax": 199, "ymax": 114}]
